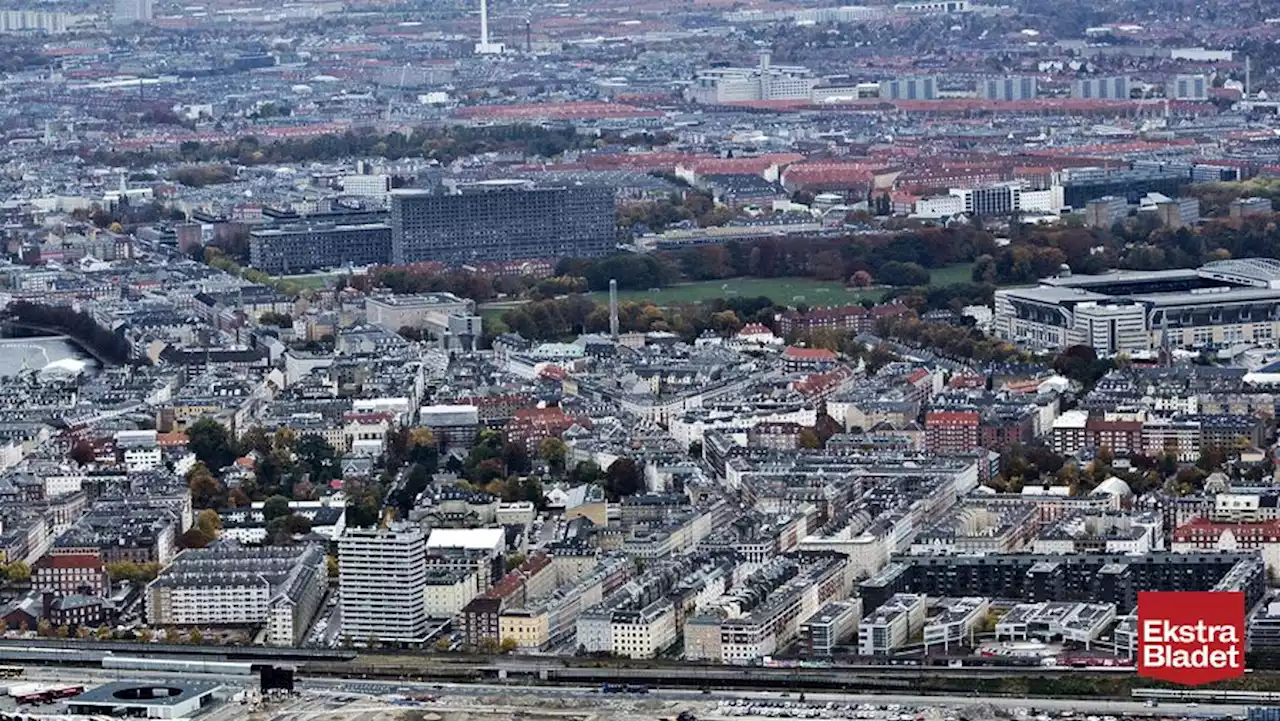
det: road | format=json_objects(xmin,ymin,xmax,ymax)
[{"xmin": 15, "ymin": 667, "xmax": 1250, "ymax": 719}]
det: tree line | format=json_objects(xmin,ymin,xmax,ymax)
[
  {"xmin": 4, "ymin": 302, "xmax": 133, "ymax": 366},
  {"xmin": 82, "ymin": 125, "xmax": 675, "ymax": 169}
]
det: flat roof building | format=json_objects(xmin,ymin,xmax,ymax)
[
  {"xmin": 994, "ymin": 258, "xmax": 1280, "ymax": 354},
  {"xmin": 390, "ymin": 181, "xmax": 615, "ymax": 265}
]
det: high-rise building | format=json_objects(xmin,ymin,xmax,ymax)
[
  {"xmin": 339, "ymin": 525, "xmax": 428, "ymax": 645},
  {"xmin": 0, "ymin": 10, "xmax": 69, "ymax": 33},
  {"xmin": 881, "ymin": 76, "xmax": 937, "ymax": 101},
  {"xmin": 980, "ymin": 76, "xmax": 1037, "ymax": 101},
  {"xmin": 1173, "ymin": 74, "xmax": 1209, "ymax": 101},
  {"xmin": 390, "ymin": 181, "xmax": 615, "ymax": 265},
  {"xmin": 112, "ymin": 0, "xmax": 152, "ymax": 25},
  {"xmin": 1073, "ymin": 76, "xmax": 1130, "ymax": 100},
  {"xmin": 249, "ymin": 223, "xmax": 391, "ymax": 274}
]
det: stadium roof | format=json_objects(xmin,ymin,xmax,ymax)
[{"xmin": 1198, "ymin": 258, "xmax": 1280, "ymax": 289}]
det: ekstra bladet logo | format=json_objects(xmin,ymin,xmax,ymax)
[{"xmin": 1137, "ymin": 591, "xmax": 1245, "ymax": 685}]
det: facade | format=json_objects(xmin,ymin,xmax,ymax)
[
  {"xmin": 365, "ymin": 293, "xmax": 482, "ymax": 351},
  {"xmin": 1155, "ymin": 197, "xmax": 1201, "ymax": 228},
  {"xmin": 0, "ymin": 10, "xmax": 69, "ymax": 32},
  {"xmin": 112, "ymin": 0, "xmax": 152, "ymax": 24},
  {"xmin": 1173, "ymin": 74, "xmax": 1209, "ymax": 100},
  {"xmin": 145, "ymin": 545, "xmax": 327, "ymax": 646},
  {"xmin": 1230, "ymin": 197, "xmax": 1273, "ymax": 218},
  {"xmin": 248, "ymin": 223, "xmax": 391, "ymax": 274},
  {"xmin": 686, "ymin": 52, "xmax": 817, "ymax": 104},
  {"xmin": 994, "ymin": 258, "xmax": 1280, "ymax": 354},
  {"xmin": 1073, "ymin": 76, "xmax": 1130, "ymax": 100},
  {"xmin": 858, "ymin": 593, "xmax": 926, "ymax": 655},
  {"xmin": 1084, "ymin": 196, "xmax": 1129, "ymax": 228},
  {"xmin": 32, "ymin": 547, "xmax": 108, "ymax": 596},
  {"xmin": 390, "ymin": 182, "xmax": 615, "ymax": 265},
  {"xmin": 799, "ymin": 599, "xmax": 861, "ymax": 655},
  {"xmin": 950, "ymin": 183, "xmax": 1022, "ymax": 216},
  {"xmin": 882, "ymin": 76, "xmax": 937, "ymax": 101},
  {"xmin": 339, "ymin": 525, "xmax": 429, "ymax": 645},
  {"xmin": 980, "ymin": 76, "xmax": 1037, "ymax": 101}
]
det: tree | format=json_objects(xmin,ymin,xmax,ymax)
[
  {"xmin": 538, "ymin": 437, "xmax": 568, "ymax": 473},
  {"xmin": 326, "ymin": 555, "xmax": 339, "ymax": 579},
  {"xmin": 604, "ymin": 457, "xmax": 643, "ymax": 501},
  {"xmin": 478, "ymin": 637, "xmax": 500, "ymax": 654},
  {"xmin": 4, "ymin": 561, "xmax": 30, "ymax": 584},
  {"xmin": 263, "ymin": 494, "xmax": 292, "ymax": 521},
  {"xmin": 180, "ymin": 509, "xmax": 223, "ymax": 548},
  {"xmin": 186, "ymin": 418, "xmax": 237, "ymax": 471},
  {"xmin": 435, "ymin": 637, "xmax": 452, "ymax": 652},
  {"xmin": 295, "ymin": 435, "xmax": 341, "ymax": 483},
  {"xmin": 569, "ymin": 461, "xmax": 603, "ymax": 485},
  {"xmin": 266, "ymin": 513, "xmax": 313, "ymax": 544},
  {"xmin": 69, "ymin": 439, "xmax": 97, "ymax": 466},
  {"xmin": 798, "ymin": 428, "xmax": 822, "ymax": 450},
  {"xmin": 164, "ymin": 628, "xmax": 181, "ymax": 644},
  {"xmin": 187, "ymin": 463, "xmax": 226, "ymax": 510},
  {"xmin": 500, "ymin": 638, "xmax": 519, "ymax": 654},
  {"xmin": 189, "ymin": 628, "xmax": 204, "ymax": 645},
  {"xmin": 35, "ymin": 620, "xmax": 51, "ymax": 637},
  {"xmin": 54, "ymin": 625, "xmax": 69, "ymax": 639}
]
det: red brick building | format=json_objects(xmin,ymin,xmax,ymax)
[
  {"xmin": 925, "ymin": 410, "xmax": 981, "ymax": 453},
  {"xmin": 505, "ymin": 407, "xmax": 590, "ymax": 454}
]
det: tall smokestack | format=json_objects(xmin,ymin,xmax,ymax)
[
  {"xmin": 609, "ymin": 279, "xmax": 619, "ymax": 340},
  {"xmin": 474, "ymin": 0, "xmax": 503, "ymax": 54}
]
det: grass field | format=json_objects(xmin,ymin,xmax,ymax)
[
  {"xmin": 608, "ymin": 277, "xmax": 886, "ymax": 307},
  {"xmin": 603, "ymin": 263, "xmax": 975, "ymax": 308},
  {"xmin": 279, "ymin": 273, "xmax": 346, "ymax": 290}
]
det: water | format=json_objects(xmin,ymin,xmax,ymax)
[{"xmin": 0, "ymin": 336, "xmax": 97, "ymax": 377}]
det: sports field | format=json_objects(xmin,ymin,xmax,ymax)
[
  {"xmin": 609, "ymin": 277, "xmax": 886, "ymax": 307},
  {"xmin": 605, "ymin": 263, "xmax": 975, "ymax": 307}
]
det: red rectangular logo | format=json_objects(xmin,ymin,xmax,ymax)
[{"xmin": 1138, "ymin": 591, "xmax": 1245, "ymax": 685}]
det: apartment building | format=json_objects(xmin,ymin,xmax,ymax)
[
  {"xmin": 339, "ymin": 525, "xmax": 429, "ymax": 645},
  {"xmin": 145, "ymin": 545, "xmax": 327, "ymax": 646},
  {"xmin": 390, "ymin": 182, "xmax": 615, "ymax": 265}
]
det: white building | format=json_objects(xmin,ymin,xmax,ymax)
[
  {"xmin": 686, "ymin": 52, "xmax": 817, "ymax": 104},
  {"xmin": 145, "ymin": 545, "xmax": 328, "ymax": 646},
  {"xmin": 112, "ymin": 0, "xmax": 152, "ymax": 24},
  {"xmin": 922, "ymin": 597, "xmax": 989, "ymax": 652},
  {"xmin": 858, "ymin": 593, "xmax": 926, "ymax": 656},
  {"xmin": 342, "ymin": 174, "xmax": 392, "ymax": 203},
  {"xmin": 339, "ymin": 524, "xmax": 429, "ymax": 644},
  {"xmin": 424, "ymin": 566, "xmax": 480, "ymax": 618}
]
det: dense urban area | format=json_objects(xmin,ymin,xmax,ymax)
[{"xmin": 8, "ymin": 0, "xmax": 1280, "ymax": 717}]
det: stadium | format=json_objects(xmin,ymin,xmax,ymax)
[{"xmin": 993, "ymin": 258, "xmax": 1280, "ymax": 355}]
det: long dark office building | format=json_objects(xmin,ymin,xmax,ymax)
[
  {"xmin": 1062, "ymin": 170, "xmax": 1190, "ymax": 208},
  {"xmin": 860, "ymin": 551, "xmax": 1264, "ymax": 614},
  {"xmin": 248, "ymin": 222, "xmax": 391, "ymax": 274},
  {"xmin": 390, "ymin": 180, "xmax": 616, "ymax": 265}
]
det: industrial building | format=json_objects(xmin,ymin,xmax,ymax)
[
  {"xmin": 993, "ymin": 258, "xmax": 1280, "ymax": 354},
  {"xmin": 248, "ymin": 223, "xmax": 391, "ymax": 274},
  {"xmin": 390, "ymin": 181, "xmax": 615, "ymax": 265},
  {"xmin": 686, "ymin": 52, "xmax": 817, "ymax": 104}
]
